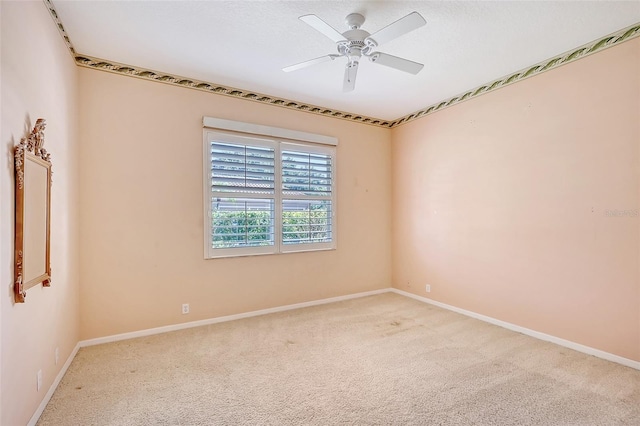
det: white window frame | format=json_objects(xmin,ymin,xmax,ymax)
[{"xmin": 203, "ymin": 117, "xmax": 337, "ymax": 259}]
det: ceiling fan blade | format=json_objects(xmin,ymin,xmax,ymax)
[
  {"xmin": 369, "ymin": 52, "xmax": 424, "ymax": 74},
  {"xmin": 366, "ymin": 12, "xmax": 426, "ymax": 46},
  {"xmin": 343, "ymin": 61, "xmax": 359, "ymax": 92},
  {"xmin": 299, "ymin": 15, "xmax": 345, "ymax": 43},
  {"xmin": 283, "ymin": 55, "xmax": 339, "ymax": 72}
]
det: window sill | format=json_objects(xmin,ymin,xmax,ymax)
[{"xmin": 205, "ymin": 246, "xmax": 336, "ymax": 260}]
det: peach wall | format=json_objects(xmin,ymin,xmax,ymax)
[
  {"xmin": 1, "ymin": 1, "xmax": 80, "ymax": 425},
  {"xmin": 77, "ymin": 69, "xmax": 392, "ymax": 339},
  {"xmin": 391, "ymin": 38, "xmax": 640, "ymax": 361},
  {"xmin": 3, "ymin": 6, "xmax": 636, "ymax": 425}
]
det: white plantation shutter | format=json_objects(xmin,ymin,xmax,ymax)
[
  {"xmin": 204, "ymin": 122, "xmax": 336, "ymax": 258},
  {"xmin": 281, "ymin": 143, "xmax": 334, "ymax": 250},
  {"xmin": 211, "ymin": 142, "xmax": 275, "ymax": 194},
  {"xmin": 282, "ymin": 199, "xmax": 332, "ymax": 245},
  {"xmin": 206, "ymin": 132, "xmax": 276, "ymax": 257},
  {"xmin": 282, "ymin": 150, "xmax": 332, "ymax": 196},
  {"xmin": 210, "ymin": 198, "xmax": 275, "ymax": 249}
]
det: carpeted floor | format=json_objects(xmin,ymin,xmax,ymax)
[{"xmin": 38, "ymin": 293, "xmax": 640, "ymax": 425}]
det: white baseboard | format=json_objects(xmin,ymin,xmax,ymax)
[
  {"xmin": 27, "ymin": 342, "xmax": 80, "ymax": 426},
  {"xmin": 27, "ymin": 286, "xmax": 639, "ymax": 426},
  {"xmin": 28, "ymin": 289, "xmax": 389, "ymax": 425},
  {"xmin": 391, "ymin": 288, "xmax": 640, "ymax": 371},
  {"xmin": 79, "ymin": 288, "xmax": 390, "ymax": 347}
]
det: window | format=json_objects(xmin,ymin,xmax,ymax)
[{"xmin": 203, "ymin": 118, "xmax": 337, "ymax": 258}]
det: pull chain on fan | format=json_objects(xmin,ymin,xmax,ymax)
[{"xmin": 283, "ymin": 11, "xmax": 426, "ymax": 92}]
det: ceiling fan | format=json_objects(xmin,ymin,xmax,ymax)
[{"xmin": 283, "ymin": 11, "xmax": 426, "ymax": 92}]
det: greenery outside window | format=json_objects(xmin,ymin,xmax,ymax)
[{"xmin": 203, "ymin": 120, "xmax": 336, "ymax": 258}]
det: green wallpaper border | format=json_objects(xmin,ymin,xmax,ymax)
[
  {"xmin": 389, "ymin": 22, "xmax": 640, "ymax": 128},
  {"xmin": 43, "ymin": 0, "xmax": 391, "ymax": 128},
  {"xmin": 44, "ymin": 0, "xmax": 639, "ymax": 129},
  {"xmin": 72, "ymin": 54, "xmax": 392, "ymax": 127}
]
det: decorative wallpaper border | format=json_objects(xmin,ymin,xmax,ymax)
[
  {"xmin": 43, "ymin": 1, "xmax": 390, "ymax": 128},
  {"xmin": 44, "ymin": 0, "xmax": 77, "ymax": 57},
  {"xmin": 72, "ymin": 55, "xmax": 392, "ymax": 127},
  {"xmin": 389, "ymin": 22, "xmax": 640, "ymax": 128},
  {"xmin": 44, "ymin": 0, "xmax": 638, "ymax": 130}
]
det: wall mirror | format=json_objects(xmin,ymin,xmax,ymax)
[{"xmin": 14, "ymin": 119, "xmax": 52, "ymax": 303}]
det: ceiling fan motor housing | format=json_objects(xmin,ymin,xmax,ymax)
[{"xmin": 339, "ymin": 29, "xmax": 373, "ymax": 59}]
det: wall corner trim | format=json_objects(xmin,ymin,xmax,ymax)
[
  {"xmin": 27, "ymin": 343, "xmax": 81, "ymax": 426},
  {"xmin": 391, "ymin": 288, "xmax": 640, "ymax": 371}
]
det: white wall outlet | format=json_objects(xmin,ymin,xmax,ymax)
[
  {"xmin": 425, "ymin": 284, "xmax": 431, "ymax": 293},
  {"xmin": 37, "ymin": 370, "xmax": 43, "ymax": 391},
  {"xmin": 182, "ymin": 303, "xmax": 190, "ymax": 314},
  {"xmin": 55, "ymin": 347, "xmax": 59, "ymax": 365}
]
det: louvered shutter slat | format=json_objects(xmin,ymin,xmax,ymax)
[
  {"xmin": 211, "ymin": 141, "xmax": 275, "ymax": 194},
  {"xmin": 211, "ymin": 197, "xmax": 275, "ymax": 248},
  {"xmin": 282, "ymin": 150, "xmax": 332, "ymax": 196},
  {"xmin": 281, "ymin": 147, "xmax": 333, "ymax": 245}
]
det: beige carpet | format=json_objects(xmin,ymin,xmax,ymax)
[{"xmin": 38, "ymin": 293, "xmax": 640, "ymax": 425}]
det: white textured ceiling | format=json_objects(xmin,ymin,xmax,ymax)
[{"xmin": 53, "ymin": 1, "xmax": 640, "ymax": 121}]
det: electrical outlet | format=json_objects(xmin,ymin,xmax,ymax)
[
  {"xmin": 55, "ymin": 347, "xmax": 59, "ymax": 365},
  {"xmin": 182, "ymin": 303, "xmax": 189, "ymax": 314},
  {"xmin": 37, "ymin": 370, "xmax": 43, "ymax": 391},
  {"xmin": 425, "ymin": 284, "xmax": 431, "ymax": 293}
]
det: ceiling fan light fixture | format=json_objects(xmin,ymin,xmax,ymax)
[{"xmin": 364, "ymin": 37, "xmax": 378, "ymax": 49}]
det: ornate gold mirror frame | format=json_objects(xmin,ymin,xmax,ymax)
[{"xmin": 14, "ymin": 119, "xmax": 52, "ymax": 303}]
